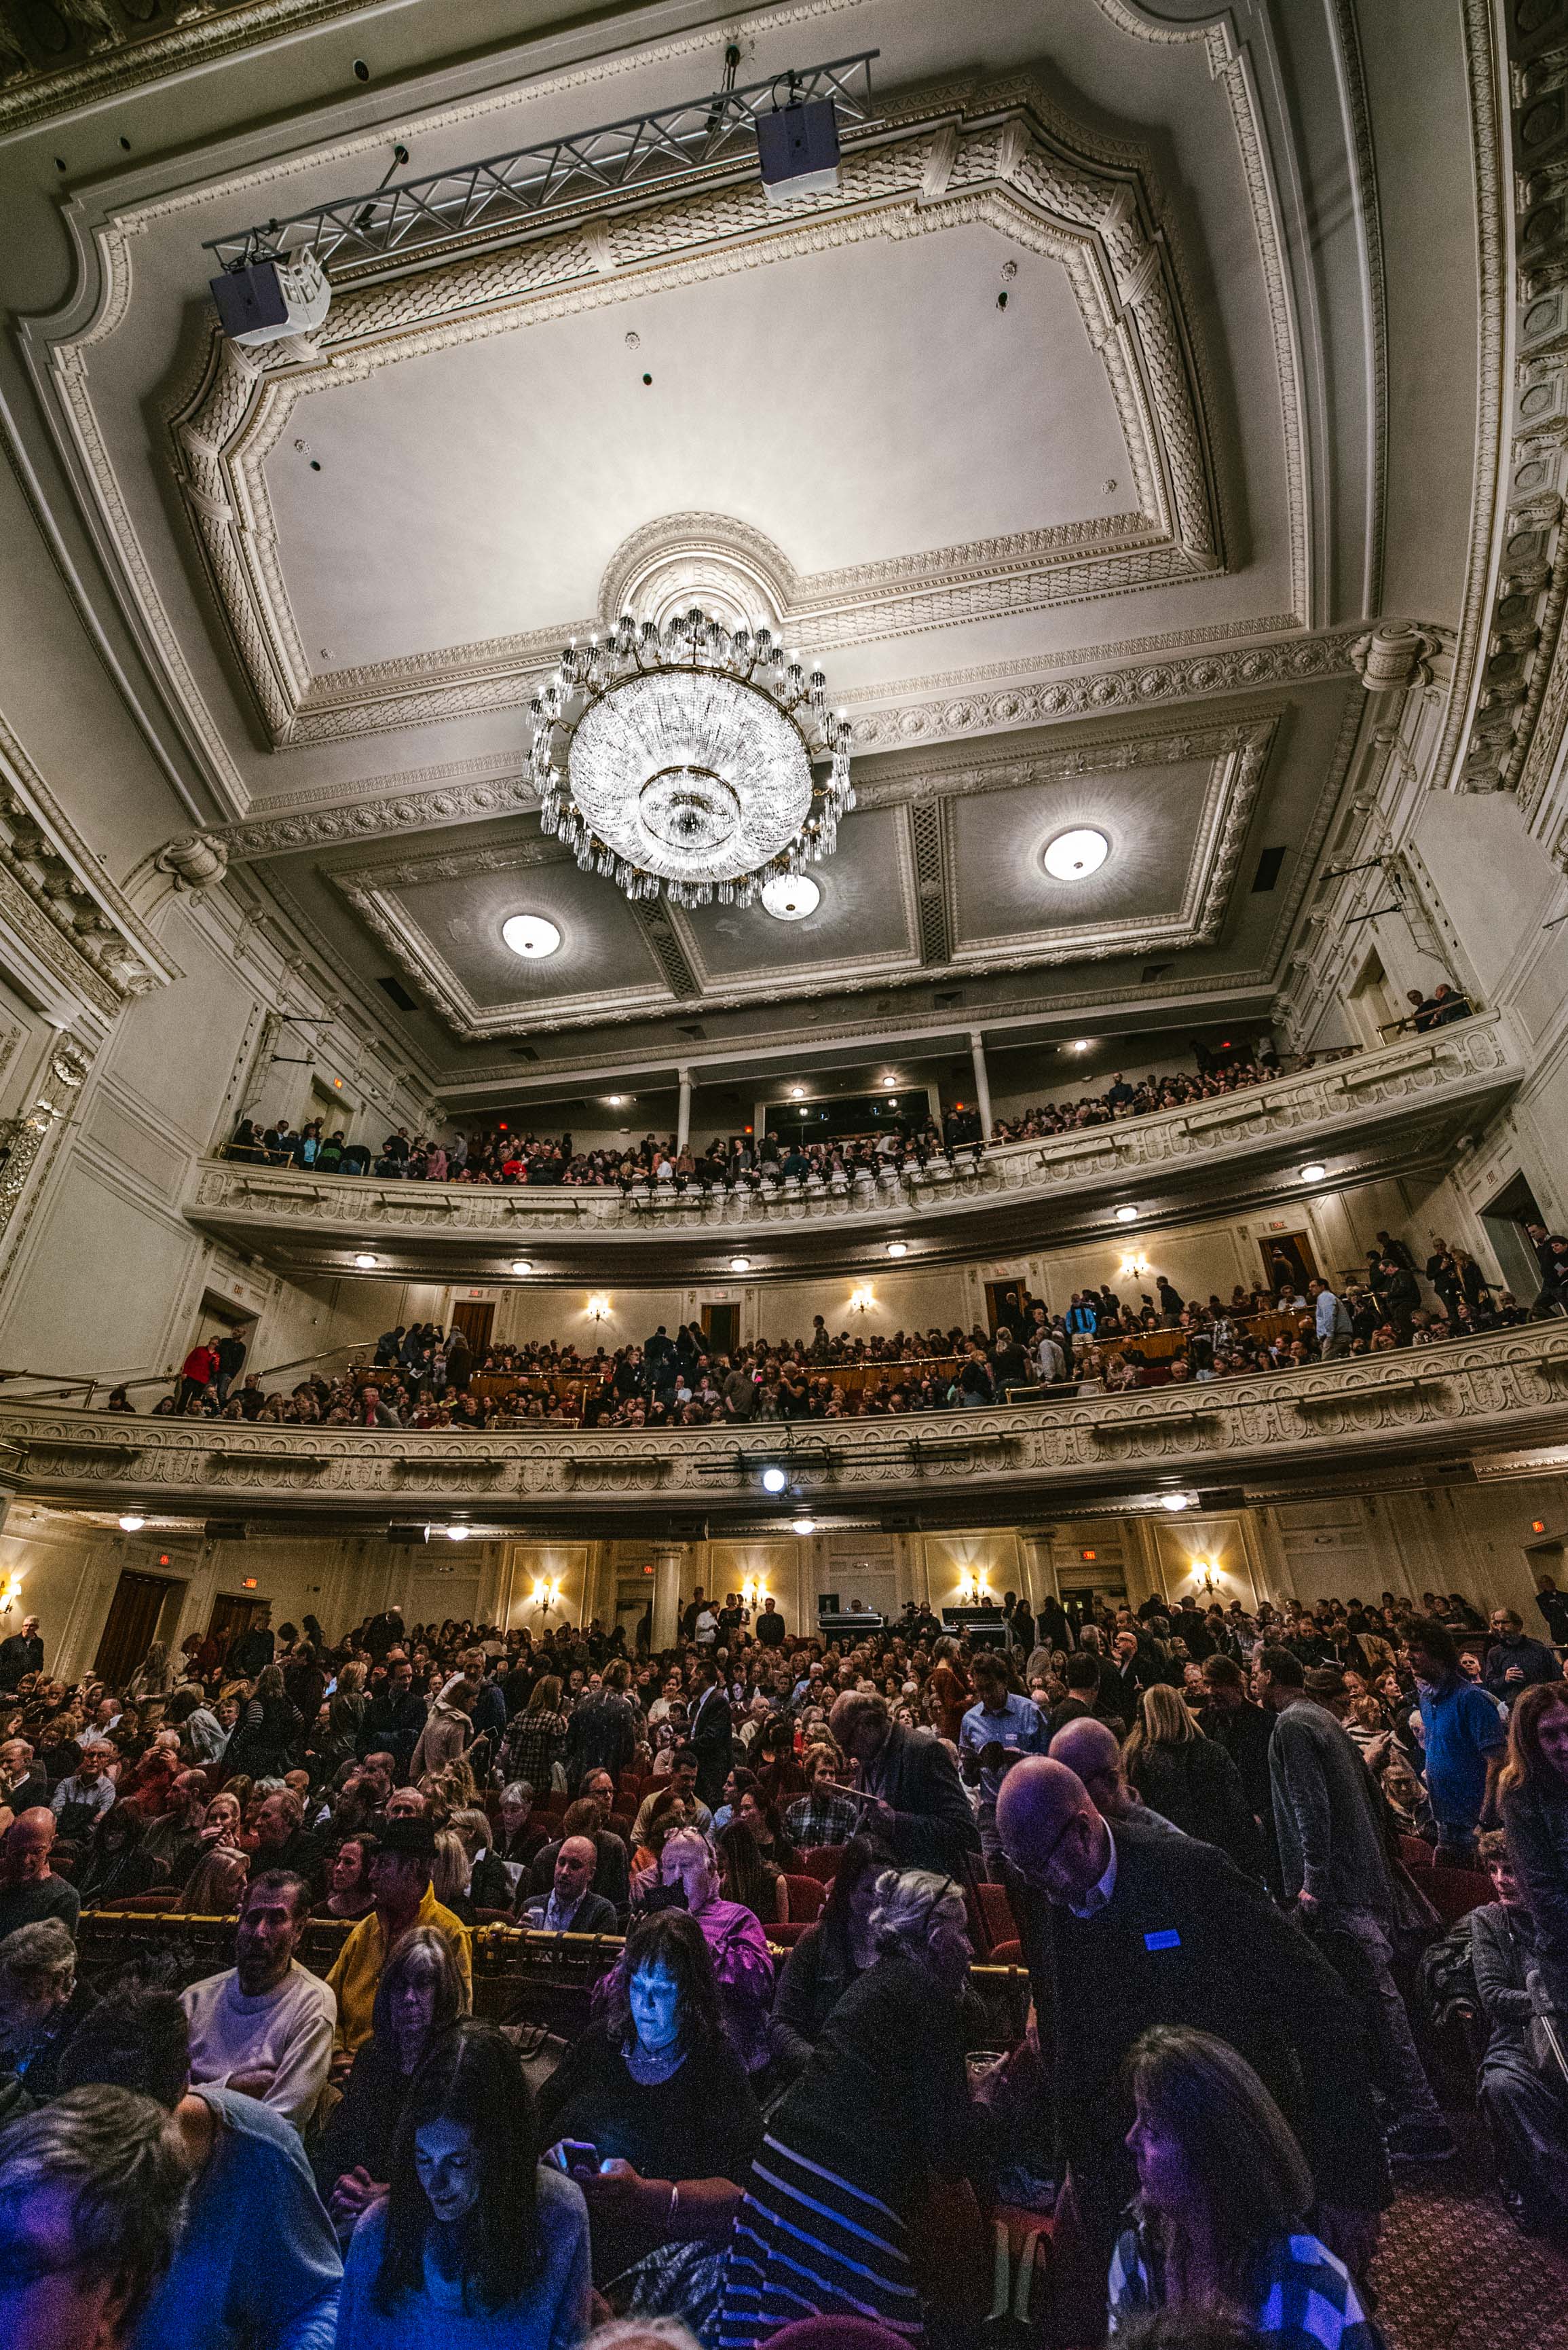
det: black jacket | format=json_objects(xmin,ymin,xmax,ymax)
[
  {"xmin": 1016, "ymin": 1819, "xmax": 1390, "ymax": 2258},
  {"xmin": 1126, "ymin": 1736, "xmax": 1268, "ymax": 1881},
  {"xmin": 0, "ymin": 1632, "xmax": 43, "ymax": 1689},
  {"xmin": 689, "ymin": 1683, "xmax": 734, "ymax": 1807},
  {"xmin": 862, "ymin": 1723, "xmax": 982, "ymax": 1874}
]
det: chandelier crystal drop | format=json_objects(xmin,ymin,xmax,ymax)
[{"xmin": 529, "ymin": 607, "xmax": 853, "ymax": 907}]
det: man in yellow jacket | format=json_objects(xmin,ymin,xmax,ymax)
[{"xmin": 326, "ymin": 1814, "xmax": 471, "ymax": 2055}]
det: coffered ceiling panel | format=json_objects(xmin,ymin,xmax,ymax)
[{"xmin": 672, "ymin": 807, "xmax": 919, "ymax": 989}]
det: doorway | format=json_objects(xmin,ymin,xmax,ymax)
[
  {"xmin": 1348, "ymin": 949, "xmax": 1400, "ymax": 1046},
  {"xmin": 701, "ymin": 1302, "xmax": 739, "ymax": 1354},
  {"xmin": 94, "ymin": 1572, "xmax": 181, "ymax": 1688},
  {"xmin": 451, "ymin": 1300, "xmax": 495, "ymax": 1355},
  {"xmin": 206, "ymin": 1594, "xmax": 268, "ymax": 1660},
  {"xmin": 984, "ymin": 1279, "xmax": 1031, "ymax": 1336},
  {"xmin": 614, "ymin": 1577, "xmax": 655, "ymax": 1655},
  {"xmin": 1258, "ymin": 1231, "xmax": 1319, "ymax": 1294},
  {"xmin": 1481, "ymin": 1171, "xmax": 1550, "ymax": 1304}
]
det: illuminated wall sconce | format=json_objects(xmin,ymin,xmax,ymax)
[
  {"xmin": 741, "ymin": 1575, "xmax": 770, "ymax": 1608},
  {"xmin": 0, "ymin": 1577, "xmax": 20, "ymax": 1616},
  {"xmin": 1119, "ymin": 1252, "xmax": 1150, "ymax": 1280},
  {"xmin": 529, "ymin": 1575, "xmax": 565, "ymax": 1612},
  {"xmin": 586, "ymin": 1295, "xmax": 610, "ymax": 1321},
  {"xmin": 1189, "ymin": 1559, "xmax": 1222, "ymax": 1595},
  {"xmin": 956, "ymin": 1566, "xmax": 992, "ymax": 1604},
  {"xmin": 848, "ymin": 1284, "xmax": 875, "ymax": 1314}
]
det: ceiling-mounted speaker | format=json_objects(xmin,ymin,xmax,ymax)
[
  {"xmin": 386, "ymin": 1522, "xmax": 431, "ymax": 1545},
  {"xmin": 209, "ymin": 251, "xmax": 331, "ymax": 347},
  {"xmin": 203, "ymin": 1519, "xmax": 248, "ymax": 1541},
  {"xmin": 757, "ymin": 100, "xmax": 840, "ymax": 204}
]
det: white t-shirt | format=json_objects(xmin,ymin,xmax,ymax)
[{"xmin": 181, "ymin": 1961, "xmax": 335, "ymax": 2131}]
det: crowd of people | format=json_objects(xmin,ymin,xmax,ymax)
[{"xmin": 0, "ymin": 1556, "xmax": 1566, "ymax": 2350}]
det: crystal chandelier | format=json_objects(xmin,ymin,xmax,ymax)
[{"xmin": 529, "ymin": 607, "xmax": 853, "ymax": 908}]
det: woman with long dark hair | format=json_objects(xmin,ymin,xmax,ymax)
[
  {"xmin": 314, "ymin": 1923, "xmax": 468, "ymax": 2241},
  {"xmin": 1499, "ymin": 1676, "xmax": 1568, "ymax": 2023},
  {"xmin": 336, "ymin": 2020, "xmax": 589, "ymax": 2349},
  {"xmin": 1108, "ymin": 2025, "xmax": 1381, "ymax": 2345},
  {"xmin": 768, "ymin": 1835, "xmax": 891, "ymax": 2074}
]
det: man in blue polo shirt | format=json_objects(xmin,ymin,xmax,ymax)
[
  {"xmin": 959, "ymin": 1648, "xmax": 1048, "ymax": 1867},
  {"xmin": 1404, "ymin": 1618, "xmax": 1506, "ymax": 1862}
]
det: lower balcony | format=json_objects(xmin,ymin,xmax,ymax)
[{"xmin": 4, "ymin": 1317, "xmax": 1567, "ymax": 1531}]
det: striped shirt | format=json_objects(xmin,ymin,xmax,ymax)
[{"xmin": 1109, "ymin": 2224, "xmax": 1382, "ymax": 2349}]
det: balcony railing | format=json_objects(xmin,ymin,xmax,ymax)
[
  {"xmin": 3, "ymin": 1314, "xmax": 1565, "ymax": 1520},
  {"xmin": 186, "ymin": 1011, "xmax": 1525, "ymax": 1257}
]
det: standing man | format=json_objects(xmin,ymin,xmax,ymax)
[
  {"xmin": 214, "ymin": 1328, "xmax": 248, "ymax": 1406},
  {"xmin": 829, "ymin": 1691, "xmax": 982, "ymax": 1875},
  {"xmin": 1309, "ymin": 1278, "xmax": 1354, "ymax": 1360},
  {"xmin": 1255, "ymin": 1647, "xmax": 1453, "ymax": 2165},
  {"xmin": 181, "ymin": 1872, "xmax": 335, "ymax": 2130},
  {"xmin": 0, "ymin": 1614, "xmax": 43, "ymax": 1693},
  {"xmin": 959, "ymin": 1651, "xmax": 1047, "ymax": 1869},
  {"xmin": 1481, "ymin": 1607, "xmax": 1561, "ymax": 1698},
  {"xmin": 689, "ymin": 1655, "xmax": 734, "ymax": 1810},
  {"xmin": 996, "ymin": 1757, "xmax": 1390, "ymax": 2287},
  {"xmin": 754, "ymin": 1595, "xmax": 787, "ymax": 1649},
  {"xmin": 1404, "ymin": 1617, "xmax": 1508, "ymax": 1862}
]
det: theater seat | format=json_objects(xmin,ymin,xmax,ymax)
[
  {"xmin": 616, "ymin": 1771, "xmax": 641, "ymax": 1800},
  {"xmin": 1400, "ymin": 1834, "xmax": 1435, "ymax": 1870},
  {"xmin": 1422, "ymin": 1867, "xmax": 1492, "ymax": 1926},
  {"xmin": 975, "ymin": 1880, "xmax": 1016, "ymax": 1955},
  {"xmin": 782, "ymin": 1873, "xmax": 825, "ymax": 1921},
  {"xmin": 769, "ymin": 1922, "xmax": 815, "ymax": 1948},
  {"xmin": 987, "ymin": 1938, "xmax": 1024, "ymax": 1967},
  {"xmin": 799, "ymin": 1846, "xmax": 846, "ymax": 1881},
  {"xmin": 98, "ymin": 1889, "xmax": 183, "ymax": 1913}
]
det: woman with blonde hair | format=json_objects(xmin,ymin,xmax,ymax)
[
  {"xmin": 1108, "ymin": 2025, "xmax": 1381, "ymax": 2346},
  {"xmin": 1124, "ymin": 1685, "xmax": 1266, "ymax": 1880}
]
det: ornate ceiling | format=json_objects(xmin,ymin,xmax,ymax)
[{"xmin": 0, "ymin": 0, "xmax": 1491, "ymax": 1111}]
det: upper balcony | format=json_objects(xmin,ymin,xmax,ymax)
[
  {"xmin": 4, "ymin": 1315, "xmax": 1567, "ymax": 1533},
  {"xmin": 185, "ymin": 1012, "xmax": 1529, "ymax": 1281}
]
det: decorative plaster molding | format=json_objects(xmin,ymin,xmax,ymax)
[
  {"xmin": 184, "ymin": 1008, "xmax": 1523, "ymax": 1247},
  {"xmin": 5, "ymin": 1318, "xmax": 1567, "ymax": 1513},
  {"xmin": 162, "ymin": 80, "xmax": 1227, "ymax": 748}
]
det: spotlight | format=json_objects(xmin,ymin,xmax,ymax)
[
  {"xmin": 511, "ymin": 1260, "xmax": 533, "ymax": 1274},
  {"xmin": 789, "ymin": 1086, "xmax": 806, "ymax": 1099},
  {"xmin": 209, "ymin": 249, "xmax": 331, "ymax": 347},
  {"xmin": 1114, "ymin": 1206, "xmax": 1138, "ymax": 1225},
  {"xmin": 1299, "ymin": 1162, "xmax": 1327, "ymax": 1182},
  {"xmin": 760, "ymin": 1466, "xmax": 788, "ymax": 1494},
  {"xmin": 791, "ymin": 1516, "xmax": 817, "ymax": 1535},
  {"xmin": 886, "ymin": 1241, "xmax": 908, "ymax": 1258},
  {"xmin": 881, "ymin": 1075, "xmax": 897, "ymax": 1088},
  {"xmin": 118, "ymin": 1513, "xmax": 145, "ymax": 1533},
  {"xmin": 353, "ymin": 1252, "xmax": 378, "ymax": 1269}
]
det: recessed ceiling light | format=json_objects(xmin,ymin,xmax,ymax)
[
  {"xmin": 510, "ymin": 1259, "xmax": 533, "ymax": 1275},
  {"xmin": 604, "ymin": 1094, "xmax": 625, "ymax": 1105},
  {"xmin": 1070, "ymin": 1040, "xmax": 1092, "ymax": 1053},
  {"xmin": 1299, "ymin": 1162, "xmax": 1327, "ymax": 1182},
  {"xmin": 119, "ymin": 1513, "xmax": 145, "ymax": 1532},
  {"xmin": 353, "ymin": 1252, "xmax": 379, "ymax": 1268},
  {"xmin": 730, "ymin": 1255, "xmax": 751, "ymax": 1272},
  {"xmin": 791, "ymin": 1517, "xmax": 817, "ymax": 1535},
  {"xmin": 760, "ymin": 1467, "xmax": 788, "ymax": 1494},
  {"xmin": 445, "ymin": 1524, "xmax": 471, "ymax": 1541},
  {"xmin": 1160, "ymin": 1494, "xmax": 1191, "ymax": 1513},
  {"xmin": 886, "ymin": 1241, "xmax": 908, "ymax": 1257},
  {"xmin": 881, "ymin": 1075, "xmax": 898, "ymax": 1089},
  {"xmin": 502, "ymin": 913, "xmax": 562, "ymax": 958},
  {"xmin": 789, "ymin": 1086, "xmax": 806, "ymax": 1099},
  {"xmin": 1043, "ymin": 827, "xmax": 1110, "ymax": 881},
  {"xmin": 1114, "ymin": 1205, "xmax": 1138, "ymax": 1225},
  {"xmin": 761, "ymin": 875, "xmax": 820, "ymax": 921}
]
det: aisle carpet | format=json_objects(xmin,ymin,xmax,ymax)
[{"xmin": 1372, "ymin": 2132, "xmax": 1568, "ymax": 2348}]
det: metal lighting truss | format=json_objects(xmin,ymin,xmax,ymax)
[{"xmin": 203, "ymin": 51, "xmax": 880, "ymax": 276}]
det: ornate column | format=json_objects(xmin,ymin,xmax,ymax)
[
  {"xmin": 652, "ymin": 1545, "xmax": 683, "ymax": 1649},
  {"xmin": 969, "ymin": 1031, "xmax": 993, "ymax": 1140},
  {"xmin": 676, "ymin": 1066, "xmax": 692, "ymax": 1153}
]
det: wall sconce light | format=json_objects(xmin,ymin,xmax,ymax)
[
  {"xmin": 586, "ymin": 1295, "xmax": 610, "ymax": 1321},
  {"xmin": 957, "ymin": 1567, "xmax": 992, "ymax": 1604},
  {"xmin": 741, "ymin": 1575, "xmax": 770, "ymax": 1608},
  {"xmin": 0, "ymin": 1579, "xmax": 18, "ymax": 1616},
  {"xmin": 1119, "ymin": 1252, "xmax": 1150, "ymax": 1280},
  {"xmin": 529, "ymin": 1575, "xmax": 565, "ymax": 1611},
  {"xmin": 848, "ymin": 1284, "xmax": 874, "ymax": 1314},
  {"xmin": 1190, "ymin": 1560, "xmax": 1222, "ymax": 1595}
]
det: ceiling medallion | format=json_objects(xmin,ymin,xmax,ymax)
[{"xmin": 529, "ymin": 607, "xmax": 852, "ymax": 908}]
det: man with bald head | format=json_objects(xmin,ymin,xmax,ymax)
[
  {"xmin": 996, "ymin": 1756, "xmax": 1389, "ymax": 2285},
  {"xmin": 0, "ymin": 1808, "xmax": 80, "ymax": 1941},
  {"xmin": 1047, "ymin": 1716, "xmax": 1182, "ymax": 1836},
  {"xmin": 521, "ymin": 1836, "xmax": 618, "ymax": 1934}
]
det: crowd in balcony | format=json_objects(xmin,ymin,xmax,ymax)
[{"xmin": 0, "ymin": 1546, "xmax": 1564, "ymax": 2349}]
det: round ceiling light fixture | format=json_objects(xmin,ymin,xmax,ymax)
[
  {"xmin": 531, "ymin": 610, "xmax": 851, "ymax": 908},
  {"xmin": 603, "ymin": 1094, "xmax": 625, "ymax": 1105},
  {"xmin": 1042, "ymin": 826, "xmax": 1110, "ymax": 881},
  {"xmin": 791, "ymin": 1516, "xmax": 817, "ymax": 1536},
  {"xmin": 761, "ymin": 875, "xmax": 821, "ymax": 921},
  {"xmin": 510, "ymin": 1259, "xmax": 533, "ymax": 1275},
  {"xmin": 760, "ymin": 1466, "xmax": 789, "ymax": 1494},
  {"xmin": 1299, "ymin": 1162, "xmax": 1327, "ymax": 1183},
  {"xmin": 353, "ymin": 1252, "xmax": 379, "ymax": 1269},
  {"xmin": 1114, "ymin": 1205, "xmax": 1139, "ymax": 1225},
  {"xmin": 886, "ymin": 1241, "xmax": 909, "ymax": 1258},
  {"xmin": 119, "ymin": 1513, "xmax": 145, "ymax": 1533},
  {"xmin": 788, "ymin": 1085, "xmax": 806, "ymax": 1099},
  {"xmin": 881, "ymin": 1075, "xmax": 898, "ymax": 1089},
  {"xmin": 730, "ymin": 1255, "xmax": 752, "ymax": 1272},
  {"xmin": 445, "ymin": 1524, "xmax": 471, "ymax": 1541},
  {"xmin": 502, "ymin": 913, "xmax": 562, "ymax": 959},
  {"xmin": 1160, "ymin": 1493, "xmax": 1192, "ymax": 1513}
]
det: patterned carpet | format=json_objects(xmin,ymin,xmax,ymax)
[{"xmin": 1371, "ymin": 2128, "xmax": 1568, "ymax": 2349}]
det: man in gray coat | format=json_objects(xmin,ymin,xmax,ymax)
[{"xmin": 1256, "ymin": 1647, "xmax": 1452, "ymax": 2165}]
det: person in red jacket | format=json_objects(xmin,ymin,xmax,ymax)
[{"xmin": 178, "ymin": 1338, "xmax": 219, "ymax": 1411}]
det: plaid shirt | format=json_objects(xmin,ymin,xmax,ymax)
[
  {"xmin": 1109, "ymin": 2224, "xmax": 1379, "ymax": 2349},
  {"xmin": 783, "ymin": 1786, "xmax": 865, "ymax": 1848},
  {"xmin": 501, "ymin": 1709, "xmax": 568, "ymax": 1788}
]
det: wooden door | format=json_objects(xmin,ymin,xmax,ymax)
[
  {"xmin": 1258, "ymin": 1231, "xmax": 1319, "ymax": 1294},
  {"xmin": 94, "ymin": 1572, "xmax": 178, "ymax": 1688},
  {"xmin": 701, "ymin": 1302, "xmax": 739, "ymax": 1353},
  {"xmin": 984, "ymin": 1280, "xmax": 1029, "ymax": 1336},
  {"xmin": 206, "ymin": 1594, "xmax": 265, "ymax": 1659},
  {"xmin": 451, "ymin": 1300, "xmax": 495, "ymax": 1354}
]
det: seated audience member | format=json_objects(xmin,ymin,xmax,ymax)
[
  {"xmin": 995, "ymin": 1757, "xmax": 1390, "ymax": 2283},
  {"xmin": 491, "ymin": 1782, "xmax": 550, "ymax": 1881},
  {"xmin": 181, "ymin": 1841, "xmax": 252, "ymax": 1917},
  {"xmin": 0, "ymin": 1807, "xmax": 81, "ymax": 1939},
  {"xmin": 522, "ymin": 1836, "xmax": 619, "ymax": 1935},
  {"xmin": 768, "ymin": 1836, "xmax": 893, "ymax": 2076},
  {"xmin": 631, "ymin": 1750, "xmax": 713, "ymax": 1847},
  {"xmin": 714, "ymin": 1819, "xmax": 784, "ymax": 1925},
  {"xmin": 827, "ymin": 1691, "xmax": 982, "ymax": 1875},
  {"xmin": 959, "ymin": 1649, "xmax": 1049, "ymax": 1867},
  {"xmin": 536, "ymin": 1910, "xmax": 762, "ymax": 2285},
  {"xmin": 1122, "ymin": 1686, "xmax": 1267, "ymax": 1881},
  {"xmin": 529, "ymin": 1797, "xmax": 631, "ymax": 1913},
  {"xmin": 1499, "ymin": 1678, "xmax": 1568, "ymax": 2024},
  {"xmin": 639, "ymin": 1829, "xmax": 774, "ymax": 2075},
  {"xmin": 0, "ymin": 2087, "xmax": 189, "ymax": 2350},
  {"xmin": 58, "ymin": 1985, "xmax": 341, "ymax": 2350},
  {"xmin": 0, "ymin": 1917, "xmax": 97, "ymax": 2098},
  {"xmin": 75, "ymin": 1805, "xmax": 164, "ymax": 1911},
  {"xmin": 0, "ymin": 1733, "xmax": 49, "ymax": 1816},
  {"xmin": 715, "ymin": 1868, "xmax": 979, "ymax": 2348},
  {"xmin": 1108, "ymin": 2025, "xmax": 1382, "ymax": 2348},
  {"xmin": 312, "ymin": 1924, "xmax": 469, "ymax": 2241},
  {"xmin": 1471, "ymin": 1828, "xmax": 1568, "ymax": 2236},
  {"xmin": 50, "ymin": 1741, "xmax": 117, "ymax": 1841},
  {"xmin": 181, "ymin": 1871, "xmax": 335, "ymax": 2130},
  {"xmin": 320, "ymin": 1833, "xmax": 378, "ymax": 1920},
  {"xmin": 335, "ymin": 2021, "xmax": 591, "ymax": 2350},
  {"xmin": 782, "ymin": 1745, "xmax": 865, "ymax": 1850},
  {"xmin": 732, "ymin": 1782, "xmax": 798, "ymax": 1874},
  {"xmin": 141, "ymin": 1769, "xmax": 211, "ymax": 1884},
  {"xmin": 629, "ymin": 1790, "xmax": 693, "ymax": 1884},
  {"xmin": 247, "ymin": 1788, "xmax": 326, "ymax": 1901},
  {"xmin": 326, "ymin": 1815, "xmax": 472, "ymax": 2057}
]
